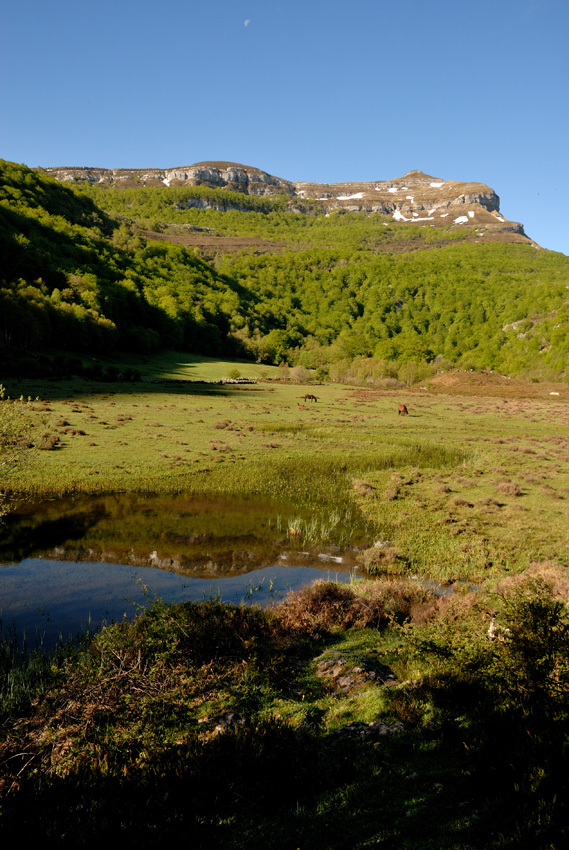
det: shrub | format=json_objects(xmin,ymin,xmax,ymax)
[
  {"xmin": 95, "ymin": 598, "xmax": 280, "ymax": 671},
  {"xmin": 276, "ymin": 581, "xmax": 356, "ymax": 634},
  {"xmin": 290, "ymin": 364, "xmax": 310, "ymax": 383},
  {"xmin": 276, "ymin": 579, "xmax": 434, "ymax": 634},
  {"xmin": 409, "ymin": 579, "xmax": 569, "ymax": 846},
  {"xmin": 36, "ymin": 433, "xmax": 59, "ymax": 450},
  {"xmin": 120, "ymin": 367, "xmax": 141, "ymax": 382}
]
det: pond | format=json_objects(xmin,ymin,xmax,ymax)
[{"xmin": 0, "ymin": 492, "xmax": 367, "ymax": 648}]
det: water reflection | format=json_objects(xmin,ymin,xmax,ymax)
[
  {"xmin": 0, "ymin": 492, "xmax": 366, "ymax": 574},
  {"xmin": 0, "ymin": 493, "xmax": 367, "ymax": 648}
]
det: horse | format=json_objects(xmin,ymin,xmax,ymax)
[
  {"xmin": 398, "ymin": 404, "xmax": 409, "ymax": 416},
  {"xmin": 304, "ymin": 394, "xmax": 318, "ymax": 402}
]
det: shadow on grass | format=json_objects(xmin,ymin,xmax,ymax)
[
  {"xmin": 0, "ymin": 727, "xmax": 504, "ymax": 849},
  {"xmin": 2, "ymin": 349, "xmax": 277, "ymax": 402},
  {"xmin": 4, "ymin": 377, "xmax": 264, "ymax": 403}
]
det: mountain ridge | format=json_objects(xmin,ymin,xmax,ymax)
[{"xmin": 43, "ymin": 161, "xmax": 534, "ymax": 247}]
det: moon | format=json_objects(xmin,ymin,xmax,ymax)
[{"xmin": 244, "ymin": 19, "xmax": 251, "ymax": 26}]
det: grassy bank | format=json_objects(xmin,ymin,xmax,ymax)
[{"xmin": 2, "ymin": 575, "xmax": 569, "ymax": 848}]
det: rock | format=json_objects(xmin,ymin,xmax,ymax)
[
  {"xmin": 210, "ymin": 711, "xmax": 245, "ymax": 734},
  {"xmin": 336, "ymin": 676, "xmax": 357, "ymax": 692},
  {"xmin": 315, "ymin": 655, "xmax": 396, "ymax": 693},
  {"xmin": 42, "ymin": 162, "xmax": 533, "ymax": 244},
  {"xmin": 44, "ymin": 161, "xmax": 295, "ymax": 197},
  {"xmin": 333, "ymin": 720, "xmax": 404, "ymax": 740}
]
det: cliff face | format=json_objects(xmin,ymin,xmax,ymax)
[
  {"xmin": 44, "ymin": 162, "xmax": 531, "ymax": 243},
  {"xmin": 44, "ymin": 161, "xmax": 295, "ymax": 196},
  {"xmin": 295, "ymin": 170, "xmax": 527, "ymax": 239}
]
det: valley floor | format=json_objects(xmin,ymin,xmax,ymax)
[{"xmin": 1, "ymin": 365, "xmax": 569, "ymax": 848}]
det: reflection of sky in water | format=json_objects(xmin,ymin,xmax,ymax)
[{"xmin": 0, "ymin": 559, "xmax": 352, "ymax": 649}]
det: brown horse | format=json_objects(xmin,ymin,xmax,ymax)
[
  {"xmin": 398, "ymin": 404, "xmax": 409, "ymax": 416},
  {"xmin": 304, "ymin": 394, "xmax": 318, "ymax": 402}
]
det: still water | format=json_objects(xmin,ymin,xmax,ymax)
[
  {"xmin": 1, "ymin": 559, "xmax": 351, "ymax": 648},
  {"xmin": 0, "ymin": 492, "xmax": 364, "ymax": 648}
]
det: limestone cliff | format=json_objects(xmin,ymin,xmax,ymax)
[
  {"xmin": 44, "ymin": 162, "xmax": 532, "ymax": 244},
  {"xmin": 44, "ymin": 161, "xmax": 295, "ymax": 196},
  {"xmin": 295, "ymin": 170, "xmax": 528, "ymax": 241}
]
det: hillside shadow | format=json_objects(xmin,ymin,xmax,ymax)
[
  {"xmin": 2, "ymin": 376, "xmax": 265, "ymax": 402},
  {"xmin": 0, "ymin": 204, "xmax": 117, "ymax": 291},
  {"xmin": 1, "ymin": 346, "xmax": 277, "ymax": 401},
  {"xmin": 0, "ymin": 727, "xmax": 501, "ymax": 848},
  {"xmin": 0, "ymin": 168, "xmax": 263, "ymax": 362}
]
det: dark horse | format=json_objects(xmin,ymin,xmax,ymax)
[
  {"xmin": 398, "ymin": 404, "xmax": 409, "ymax": 416},
  {"xmin": 304, "ymin": 394, "xmax": 318, "ymax": 402}
]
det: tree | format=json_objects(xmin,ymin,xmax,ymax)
[{"xmin": 290, "ymin": 364, "xmax": 310, "ymax": 383}]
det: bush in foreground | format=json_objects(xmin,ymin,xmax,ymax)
[{"xmin": 1, "ymin": 579, "xmax": 569, "ymax": 848}]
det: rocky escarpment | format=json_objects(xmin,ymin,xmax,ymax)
[
  {"xmin": 44, "ymin": 161, "xmax": 295, "ymax": 196},
  {"xmin": 44, "ymin": 162, "xmax": 532, "ymax": 243},
  {"xmin": 295, "ymin": 170, "xmax": 528, "ymax": 240}
]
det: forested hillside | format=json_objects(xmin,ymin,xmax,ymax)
[
  {"xmin": 0, "ymin": 162, "xmax": 252, "ymax": 361},
  {"xmin": 2, "ymin": 159, "xmax": 569, "ymax": 379}
]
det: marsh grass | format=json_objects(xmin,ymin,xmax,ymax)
[
  {"xmin": 3, "ymin": 368, "xmax": 569, "ymax": 579},
  {"xmin": 0, "ymin": 619, "xmax": 85, "ymax": 724}
]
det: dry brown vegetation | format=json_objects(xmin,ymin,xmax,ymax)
[
  {"xmin": 141, "ymin": 227, "xmax": 290, "ymax": 256},
  {"xmin": 427, "ymin": 369, "xmax": 569, "ymax": 399},
  {"xmin": 276, "ymin": 579, "xmax": 434, "ymax": 635}
]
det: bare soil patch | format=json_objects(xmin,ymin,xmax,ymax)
[
  {"xmin": 141, "ymin": 228, "xmax": 288, "ymax": 255},
  {"xmin": 426, "ymin": 370, "xmax": 569, "ymax": 400}
]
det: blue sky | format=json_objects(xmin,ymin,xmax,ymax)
[{"xmin": 2, "ymin": 0, "xmax": 568, "ymax": 254}]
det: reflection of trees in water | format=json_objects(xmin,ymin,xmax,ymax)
[
  {"xmin": 0, "ymin": 493, "xmax": 367, "ymax": 572},
  {"xmin": 0, "ymin": 503, "xmax": 106, "ymax": 562}
]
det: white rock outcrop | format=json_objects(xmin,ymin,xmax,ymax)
[{"xmin": 43, "ymin": 162, "xmax": 529, "ymax": 241}]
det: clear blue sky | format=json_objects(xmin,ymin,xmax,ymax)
[{"xmin": 2, "ymin": 0, "xmax": 568, "ymax": 255}]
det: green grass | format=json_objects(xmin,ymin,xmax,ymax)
[
  {"xmin": 106, "ymin": 350, "xmax": 282, "ymax": 382},
  {"xmin": 4, "ymin": 363, "xmax": 569, "ymax": 582},
  {"xmin": 3, "ymin": 360, "xmax": 569, "ymax": 850}
]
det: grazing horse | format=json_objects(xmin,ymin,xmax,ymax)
[
  {"xmin": 304, "ymin": 394, "xmax": 318, "ymax": 402},
  {"xmin": 398, "ymin": 404, "xmax": 409, "ymax": 416}
]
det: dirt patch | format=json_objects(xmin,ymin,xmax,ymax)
[
  {"xmin": 342, "ymin": 371, "xmax": 568, "ymax": 405},
  {"xmin": 141, "ymin": 228, "xmax": 289, "ymax": 255},
  {"xmin": 425, "ymin": 370, "xmax": 569, "ymax": 400}
]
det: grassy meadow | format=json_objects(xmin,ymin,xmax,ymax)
[
  {"xmin": 2, "ymin": 358, "xmax": 569, "ymax": 848},
  {"xmin": 5, "ymin": 353, "xmax": 569, "ymax": 582}
]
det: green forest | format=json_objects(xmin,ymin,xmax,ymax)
[{"xmin": 2, "ymin": 159, "xmax": 569, "ymax": 379}]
